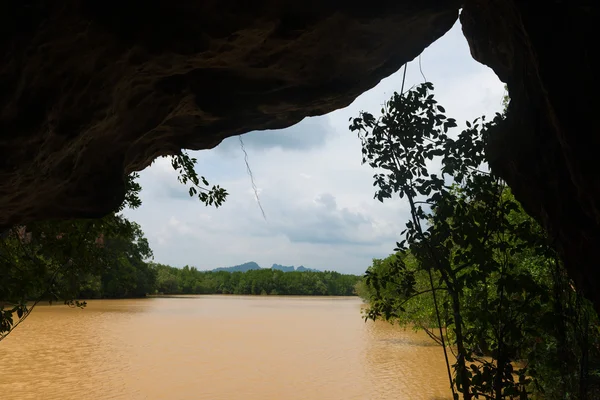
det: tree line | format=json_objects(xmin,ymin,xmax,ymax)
[
  {"xmin": 50, "ymin": 258, "xmax": 360, "ymax": 299},
  {"xmin": 152, "ymin": 264, "xmax": 360, "ymax": 296}
]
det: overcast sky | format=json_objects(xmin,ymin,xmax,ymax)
[{"xmin": 123, "ymin": 21, "xmax": 505, "ymax": 275}]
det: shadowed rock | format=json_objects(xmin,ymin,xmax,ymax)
[
  {"xmin": 0, "ymin": 0, "xmax": 458, "ymax": 226},
  {"xmin": 461, "ymin": 0, "xmax": 600, "ymax": 309}
]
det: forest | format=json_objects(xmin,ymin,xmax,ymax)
[{"xmin": 151, "ymin": 264, "xmax": 359, "ymax": 296}]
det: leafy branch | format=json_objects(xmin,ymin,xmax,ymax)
[{"xmin": 169, "ymin": 151, "xmax": 228, "ymax": 208}]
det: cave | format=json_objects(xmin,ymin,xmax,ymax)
[{"xmin": 1, "ymin": 1, "xmax": 599, "ymax": 309}]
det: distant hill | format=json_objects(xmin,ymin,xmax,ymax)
[
  {"xmin": 296, "ymin": 266, "xmax": 320, "ymax": 272},
  {"xmin": 211, "ymin": 262, "xmax": 320, "ymax": 273},
  {"xmin": 270, "ymin": 263, "xmax": 294, "ymax": 272},
  {"xmin": 212, "ymin": 261, "xmax": 261, "ymax": 273},
  {"xmin": 272, "ymin": 264, "xmax": 320, "ymax": 272}
]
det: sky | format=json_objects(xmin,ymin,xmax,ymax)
[{"xmin": 123, "ymin": 20, "xmax": 505, "ymax": 275}]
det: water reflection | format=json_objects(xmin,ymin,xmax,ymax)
[
  {"xmin": 363, "ymin": 320, "xmax": 452, "ymax": 399},
  {"xmin": 0, "ymin": 296, "xmax": 451, "ymax": 400}
]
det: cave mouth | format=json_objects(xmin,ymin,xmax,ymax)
[{"xmin": 2, "ymin": 1, "xmax": 599, "ymax": 311}]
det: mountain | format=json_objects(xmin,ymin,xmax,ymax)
[
  {"xmin": 212, "ymin": 261, "xmax": 261, "ymax": 272},
  {"xmin": 296, "ymin": 266, "xmax": 320, "ymax": 272},
  {"xmin": 270, "ymin": 264, "xmax": 294, "ymax": 272},
  {"xmin": 271, "ymin": 264, "xmax": 320, "ymax": 272},
  {"xmin": 211, "ymin": 262, "xmax": 321, "ymax": 273}
]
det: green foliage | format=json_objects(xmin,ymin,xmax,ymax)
[
  {"xmin": 361, "ymin": 253, "xmax": 442, "ymax": 340},
  {"xmin": 0, "ymin": 213, "xmax": 156, "ymax": 340},
  {"xmin": 351, "ymin": 82, "xmax": 600, "ymax": 399},
  {"xmin": 169, "ymin": 151, "xmax": 228, "ymax": 208},
  {"xmin": 95, "ymin": 219, "xmax": 156, "ymax": 299},
  {"xmin": 149, "ymin": 264, "xmax": 360, "ymax": 296},
  {"xmin": 120, "ymin": 173, "xmax": 143, "ymax": 211}
]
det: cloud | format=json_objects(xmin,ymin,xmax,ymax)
[
  {"xmin": 315, "ymin": 193, "xmax": 337, "ymax": 210},
  {"xmin": 262, "ymin": 192, "xmax": 389, "ymax": 246}
]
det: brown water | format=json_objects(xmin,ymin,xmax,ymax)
[{"xmin": 0, "ymin": 296, "xmax": 452, "ymax": 400}]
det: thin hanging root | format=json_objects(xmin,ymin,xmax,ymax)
[{"xmin": 239, "ymin": 135, "xmax": 267, "ymax": 220}]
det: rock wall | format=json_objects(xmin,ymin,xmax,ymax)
[
  {"xmin": 461, "ymin": 0, "xmax": 600, "ymax": 309},
  {"xmin": 0, "ymin": 0, "xmax": 458, "ymax": 227}
]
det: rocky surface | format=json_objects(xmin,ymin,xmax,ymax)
[
  {"xmin": 0, "ymin": 0, "xmax": 458, "ymax": 227},
  {"xmin": 461, "ymin": 0, "xmax": 600, "ymax": 309}
]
